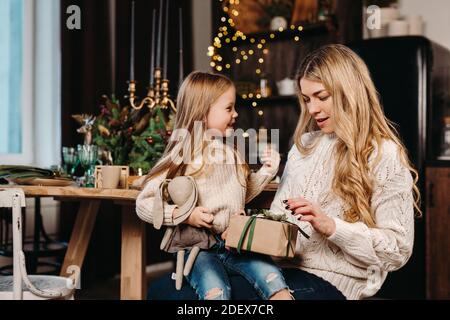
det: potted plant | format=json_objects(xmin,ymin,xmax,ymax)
[{"xmin": 90, "ymin": 96, "xmax": 174, "ymax": 175}]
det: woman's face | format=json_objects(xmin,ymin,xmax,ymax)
[
  {"xmin": 206, "ymin": 86, "xmax": 238, "ymax": 137},
  {"xmin": 300, "ymin": 78, "xmax": 334, "ymax": 134}
]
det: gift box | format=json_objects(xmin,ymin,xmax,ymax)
[{"xmin": 225, "ymin": 214, "xmax": 300, "ymax": 258}]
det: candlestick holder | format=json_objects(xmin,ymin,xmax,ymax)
[
  {"xmin": 128, "ymin": 80, "xmax": 155, "ymax": 110},
  {"xmin": 128, "ymin": 68, "xmax": 176, "ymax": 113}
]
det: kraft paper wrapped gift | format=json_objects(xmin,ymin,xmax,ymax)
[{"xmin": 225, "ymin": 214, "xmax": 301, "ymax": 258}]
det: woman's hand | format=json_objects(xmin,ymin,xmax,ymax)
[
  {"xmin": 285, "ymin": 197, "xmax": 336, "ymax": 237},
  {"xmin": 178, "ymin": 207, "xmax": 214, "ymax": 229}
]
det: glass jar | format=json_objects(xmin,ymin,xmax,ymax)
[
  {"xmin": 259, "ymin": 77, "xmax": 272, "ymax": 98},
  {"xmin": 439, "ymin": 116, "xmax": 450, "ymax": 159}
]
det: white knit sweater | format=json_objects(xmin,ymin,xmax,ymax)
[
  {"xmin": 270, "ymin": 131, "xmax": 415, "ymax": 300},
  {"xmin": 136, "ymin": 142, "xmax": 277, "ymax": 234}
]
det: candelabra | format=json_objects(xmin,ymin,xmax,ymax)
[{"xmin": 128, "ymin": 68, "xmax": 176, "ymax": 113}]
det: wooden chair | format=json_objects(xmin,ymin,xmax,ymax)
[{"xmin": 0, "ymin": 188, "xmax": 74, "ymax": 300}]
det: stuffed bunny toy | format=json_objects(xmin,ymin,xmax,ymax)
[{"xmin": 152, "ymin": 176, "xmax": 216, "ymax": 290}]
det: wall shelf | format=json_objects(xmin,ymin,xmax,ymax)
[{"xmin": 237, "ymin": 95, "xmax": 298, "ymax": 106}]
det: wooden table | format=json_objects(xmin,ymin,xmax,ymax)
[{"xmin": 3, "ymin": 183, "xmax": 278, "ymax": 299}]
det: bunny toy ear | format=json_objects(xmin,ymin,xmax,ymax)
[
  {"xmin": 152, "ymin": 179, "xmax": 171, "ymax": 230},
  {"xmin": 175, "ymin": 250, "xmax": 185, "ymax": 290}
]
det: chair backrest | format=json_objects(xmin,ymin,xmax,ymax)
[
  {"xmin": 0, "ymin": 188, "xmax": 26, "ymax": 299},
  {"xmin": 0, "ymin": 188, "xmax": 75, "ymax": 300}
]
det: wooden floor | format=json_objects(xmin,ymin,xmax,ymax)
[
  {"xmin": 75, "ymin": 263, "xmax": 172, "ymax": 300},
  {"xmin": 0, "ymin": 256, "xmax": 171, "ymax": 300}
]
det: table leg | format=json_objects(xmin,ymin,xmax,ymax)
[
  {"xmin": 120, "ymin": 205, "xmax": 146, "ymax": 300},
  {"xmin": 60, "ymin": 200, "xmax": 100, "ymax": 277}
]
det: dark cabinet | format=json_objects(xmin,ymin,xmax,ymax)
[{"xmin": 426, "ymin": 165, "xmax": 450, "ymax": 299}]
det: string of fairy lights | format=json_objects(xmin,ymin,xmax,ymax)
[
  {"xmin": 208, "ymin": 0, "xmax": 304, "ymax": 106},
  {"xmin": 208, "ymin": 0, "xmax": 305, "ymax": 120}
]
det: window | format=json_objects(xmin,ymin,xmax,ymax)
[
  {"xmin": 0, "ymin": 0, "xmax": 24, "ymax": 155},
  {"xmin": 0, "ymin": 0, "xmax": 61, "ymax": 166}
]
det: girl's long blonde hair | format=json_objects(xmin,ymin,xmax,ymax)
[
  {"xmin": 294, "ymin": 44, "xmax": 421, "ymax": 227},
  {"xmin": 144, "ymin": 71, "xmax": 249, "ymax": 185}
]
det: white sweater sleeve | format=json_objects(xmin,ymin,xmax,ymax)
[
  {"xmin": 135, "ymin": 171, "xmax": 179, "ymax": 226},
  {"xmin": 245, "ymin": 166, "xmax": 278, "ymax": 203},
  {"xmin": 327, "ymin": 145, "xmax": 415, "ymax": 272}
]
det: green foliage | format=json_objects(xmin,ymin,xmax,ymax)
[
  {"xmin": 0, "ymin": 165, "xmax": 54, "ymax": 179},
  {"xmin": 91, "ymin": 95, "xmax": 173, "ymax": 175},
  {"xmin": 128, "ymin": 108, "xmax": 172, "ymax": 174}
]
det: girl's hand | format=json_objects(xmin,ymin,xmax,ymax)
[
  {"xmin": 285, "ymin": 197, "xmax": 336, "ymax": 237},
  {"xmin": 182, "ymin": 207, "xmax": 214, "ymax": 229},
  {"xmin": 221, "ymin": 227, "xmax": 228, "ymax": 241},
  {"xmin": 221, "ymin": 228, "xmax": 231, "ymax": 251},
  {"xmin": 260, "ymin": 147, "xmax": 281, "ymax": 175},
  {"xmin": 221, "ymin": 210, "xmax": 244, "ymax": 248}
]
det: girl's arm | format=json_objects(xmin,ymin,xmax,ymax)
[
  {"xmin": 245, "ymin": 148, "xmax": 280, "ymax": 203},
  {"xmin": 326, "ymin": 147, "xmax": 415, "ymax": 272},
  {"xmin": 135, "ymin": 171, "xmax": 179, "ymax": 226}
]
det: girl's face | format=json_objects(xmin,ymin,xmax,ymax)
[
  {"xmin": 300, "ymin": 78, "xmax": 334, "ymax": 134},
  {"xmin": 206, "ymin": 86, "xmax": 238, "ymax": 137}
]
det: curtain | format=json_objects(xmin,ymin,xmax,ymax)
[
  {"xmin": 0, "ymin": 0, "xmax": 23, "ymax": 156},
  {"xmin": 34, "ymin": 0, "xmax": 61, "ymax": 167},
  {"xmin": 60, "ymin": 0, "xmax": 193, "ymax": 148},
  {"xmin": 59, "ymin": 0, "xmax": 193, "ymax": 285},
  {"xmin": 0, "ymin": 0, "xmax": 61, "ymax": 167}
]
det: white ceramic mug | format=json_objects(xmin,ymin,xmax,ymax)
[
  {"xmin": 388, "ymin": 20, "xmax": 409, "ymax": 36},
  {"xmin": 100, "ymin": 166, "xmax": 122, "ymax": 189},
  {"xmin": 369, "ymin": 26, "xmax": 387, "ymax": 38},
  {"xmin": 380, "ymin": 7, "xmax": 400, "ymax": 25},
  {"xmin": 407, "ymin": 15, "xmax": 424, "ymax": 36},
  {"xmin": 276, "ymin": 78, "xmax": 296, "ymax": 96}
]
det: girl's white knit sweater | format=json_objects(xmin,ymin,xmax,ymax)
[
  {"xmin": 271, "ymin": 132, "xmax": 415, "ymax": 300},
  {"xmin": 136, "ymin": 142, "xmax": 278, "ymax": 234}
]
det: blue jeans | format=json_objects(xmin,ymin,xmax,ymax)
[
  {"xmin": 184, "ymin": 238, "xmax": 288, "ymax": 300},
  {"xmin": 149, "ymin": 268, "xmax": 346, "ymax": 300}
]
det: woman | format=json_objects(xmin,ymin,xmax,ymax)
[
  {"xmin": 268, "ymin": 43, "xmax": 420, "ymax": 300},
  {"xmin": 147, "ymin": 44, "xmax": 420, "ymax": 300}
]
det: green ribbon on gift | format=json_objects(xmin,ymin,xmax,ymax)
[
  {"xmin": 236, "ymin": 215, "xmax": 258, "ymax": 254},
  {"xmin": 236, "ymin": 211, "xmax": 309, "ymax": 257},
  {"xmin": 259, "ymin": 210, "xmax": 310, "ymax": 240}
]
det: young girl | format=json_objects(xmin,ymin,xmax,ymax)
[{"xmin": 136, "ymin": 71, "xmax": 292, "ymax": 300}]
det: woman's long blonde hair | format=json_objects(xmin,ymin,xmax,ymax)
[
  {"xmin": 144, "ymin": 71, "xmax": 249, "ymax": 185},
  {"xmin": 294, "ymin": 44, "xmax": 421, "ymax": 227}
]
